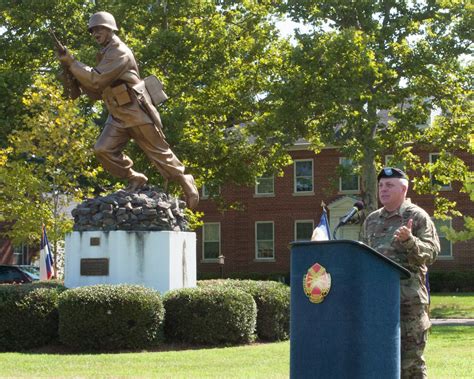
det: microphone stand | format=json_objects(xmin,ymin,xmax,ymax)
[
  {"xmin": 333, "ymin": 212, "xmax": 362, "ymax": 240},
  {"xmin": 332, "ymin": 223, "xmax": 342, "ymax": 240}
]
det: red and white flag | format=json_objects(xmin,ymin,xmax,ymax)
[{"xmin": 39, "ymin": 225, "xmax": 54, "ymax": 280}]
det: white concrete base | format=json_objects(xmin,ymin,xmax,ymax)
[{"xmin": 64, "ymin": 231, "xmax": 196, "ymax": 293}]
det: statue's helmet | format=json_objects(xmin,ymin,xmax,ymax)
[{"xmin": 88, "ymin": 11, "xmax": 118, "ymax": 32}]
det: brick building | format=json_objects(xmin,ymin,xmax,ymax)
[
  {"xmin": 196, "ymin": 142, "xmax": 473, "ymax": 279},
  {"xmin": 0, "ymin": 223, "xmax": 33, "ymax": 265}
]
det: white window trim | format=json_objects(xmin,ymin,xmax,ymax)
[
  {"xmin": 201, "ymin": 222, "xmax": 221, "ymax": 262},
  {"xmin": 293, "ymin": 159, "xmax": 314, "ymax": 195},
  {"xmin": 201, "ymin": 184, "xmax": 222, "ymax": 199},
  {"xmin": 433, "ymin": 218, "xmax": 453, "ymax": 260},
  {"xmin": 338, "ymin": 157, "xmax": 360, "ymax": 194},
  {"xmin": 255, "ymin": 221, "xmax": 275, "ymax": 261},
  {"xmin": 429, "ymin": 153, "xmax": 452, "ymax": 191},
  {"xmin": 294, "ymin": 220, "xmax": 314, "ymax": 241},
  {"xmin": 13, "ymin": 244, "xmax": 29, "ymax": 265},
  {"xmin": 254, "ymin": 173, "xmax": 275, "ymax": 197},
  {"xmin": 201, "ymin": 184, "xmax": 209, "ymax": 200}
]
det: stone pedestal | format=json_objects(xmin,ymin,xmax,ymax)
[{"xmin": 64, "ymin": 231, "xmax": 196, "ymax": 293}]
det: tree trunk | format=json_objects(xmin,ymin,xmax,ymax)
[{"xmin": 360, "ymin": 150, "xmax": 378, "ymax": 216}]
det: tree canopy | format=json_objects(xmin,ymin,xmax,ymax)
[
  {"xmin": 0, "ymin": 75, "xmax": 100, "ymax": 245},
  {"xmin": 277, "ymin": 0, "xmax": 472, "ymax": 215}
]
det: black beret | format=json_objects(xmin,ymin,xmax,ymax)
[{"xmin": 377, "ymin": 167, "xmax": 409, "ymax": 181}]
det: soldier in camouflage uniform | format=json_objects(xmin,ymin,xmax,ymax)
[{"xmin": 361, "ymin": 167, "xmax": 440, "ymax": 379}]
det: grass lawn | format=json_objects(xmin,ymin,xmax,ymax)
[
  {"xmin": 0, "ymin": 326, "xmax": 472, "ymax": 378},
  {"xmin": 426, "ymin": 326, "xmax": 474, "ymax": 379},
  {"xmin": 430, "ymin": 292, "xmax": 474, "ymax": 318}
]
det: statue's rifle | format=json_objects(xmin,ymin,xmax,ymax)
[{"xmin": 49, "ymin": 28, "xmax": 81, "ymax": 100}]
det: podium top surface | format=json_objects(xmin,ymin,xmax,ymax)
[{"xmin": 291, "ymin": 239, "xmax": 411, "ymax": 279}]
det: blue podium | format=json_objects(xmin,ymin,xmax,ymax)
[{"xmin": 290, "ymin": 240, "xmax": 410, "ymax": 379}]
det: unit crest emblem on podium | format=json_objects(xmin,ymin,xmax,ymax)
[{"xmin": 303, "ymin": 263, "xmax": 331, "ymax": 304}]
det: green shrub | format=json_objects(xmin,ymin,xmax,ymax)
[
  {"xmin": 198, "ymin": 271, "xmax": 289, "ymax": 284},
  {"xmin": 0, "ymin": 282, "xmax": 66, "ymax": 351},
  {"xmin": 58, "ymin": 284, "xmax": 164, "ymax": 351},
  {"xmin": 429, "ymin": 271, "xmax": 474, "ymax": 292},
  {"xmin": 199, "ymin": 279, "xmax": 290, "ymax": 341},
  {"xmin": 163, "ymin": 286, "xmax": 256, "ymax": 345},
  {"xmin": 33, "ymin": 279, "xmax": 66, "ymax": 288}
]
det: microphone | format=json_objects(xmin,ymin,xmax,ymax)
[{"xmin": 337, "ymin": 201, "xmax": 364, "ymax": 226}]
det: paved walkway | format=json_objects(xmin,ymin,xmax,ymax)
[{"xmin": 431, "ymin": 318, "xmax": 474, "ymax": 326}]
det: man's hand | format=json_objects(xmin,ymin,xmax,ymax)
[
  {"xmin": 394, "ymin": 219, "xmax": 413, "ymax": 242},
  {"xmin": 57, "ymin": 48, "xmax": 74, "ymax": 67}
]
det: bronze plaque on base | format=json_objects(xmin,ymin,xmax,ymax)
[
  {"xmin": 80, "ymin": 258, "xmax": 109, "ymax": 276},
  {"xmin": 90, "ymin": 237, "xmax": 101, "ymax": 246}
]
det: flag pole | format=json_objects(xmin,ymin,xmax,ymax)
[{"xmin": 311, "ymin": 201, "xmax": 331, "ymax": 241}]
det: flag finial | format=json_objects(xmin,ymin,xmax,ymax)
[{"xmin": 312, "ymin": 201, "xmax": 331, "ymax": 241}]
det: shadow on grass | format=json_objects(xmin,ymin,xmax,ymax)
[
  {"xmin": 430, "ymin": 305, "xmax": 471, "ymax": 319},
  {"xmin": 431, "ymin": 292, "xmax": 474, "ymax": 297},
  {"xmin": 19, "ymin": 340, "xmax": 275, "ymax": 356}
]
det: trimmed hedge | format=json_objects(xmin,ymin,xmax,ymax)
[
  {"xmin": 198, "ymin": 271, "xmax": 289, "ymax": 284},
  {"xmin": 199, "ymin": 279, "xmax": 290, "ymax": 341},
  {"xmin": 163, "ymin": 286, "xmax": 256, "ymax": 345},
  {"xmin": 0, "ymin": 282, "xmax": 66, "ymax": 351},
  {"xmin": 429, "ymin": 271, "xmax": 474, "ymax": 292},
  {"xmin": 58, "ymin": 284, "xmax": 164, "ymax": 351}
]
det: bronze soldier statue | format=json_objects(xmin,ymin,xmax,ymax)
[{"xmin": 57, "ymin": 11, "xmax": 199, "ymax": 209}]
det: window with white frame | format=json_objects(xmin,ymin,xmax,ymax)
[
  {"xmin": 13, "ymin": 244, "xmax": 28, "ymax": 265},
  {"xmin": 339, "ymin": 158, "xmax": 360, "ymax": 193},
  {"xmin": 256, "ymin": 172, "xmax": 275, "ymax": 195},
  {"xmin": 201, "ymin": 185, "xmax": 210, "ymax": 199},
  {"xmin": 201, "ymin": 184, "xmax": 221, "ymax": 199},
  {"xmin": 295, "ymin": 220, "xmax": 314, "ymax": 241},
  {"xmin": 255, "ymin": 222, "xmax": 274, "ymax": 259},
  {"xmin": 430, "ymin": 153, "xmax": 451, "ymax": 190},
  {"xmin": 202, "ymin": 223, "xmax": 220, "ymax": 260},
  {"xmin": 433, "ymin": 218, "xmax": 453, "ymax": 258},
  {"xmin": 294, "ymin": 159, "xmax": 313, "ymax": 193}
]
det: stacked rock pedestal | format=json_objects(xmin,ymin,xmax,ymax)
[
  {"xmin": 65, "ymin": 187, "xmax": 196, "ymax": 293},
  {"xmin": 72, "ymin": 187, "xmax": 188, "ymax": 232}
]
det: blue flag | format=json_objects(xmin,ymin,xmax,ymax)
[{"xmin": 311, "ymin": 208, "xmax": 331, "ymax": 241}]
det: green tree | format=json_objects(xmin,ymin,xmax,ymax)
[
  {"xmin": 131, "ymin": 0, "xmax": 292, "ymax": 193},
  {"xmin": 443, "ymin": 172, "xmax": 474, "ymax": 242},
  {"xmin": 0, "ymin": 0, "xmax": 96, "ymax": 146},
  {"xmin": 276, "ymin": 0, "xmax": 472, "ymax": 215},
  {"xmin": 0, "ymin": 75, "xmax": 100, "ymax": 249}
]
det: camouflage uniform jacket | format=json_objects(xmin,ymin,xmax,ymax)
[{"xmin": 361, "ymin": 199, "xmax": 440, "ymax": 306}]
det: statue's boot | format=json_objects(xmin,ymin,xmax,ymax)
[
  {"xmin": 175, "ymin": 174, "xmax": 199, "ymax": 209},
  {"xmin": 125, "ymin": 172, "xmax": 148, "ymax": 192}
]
